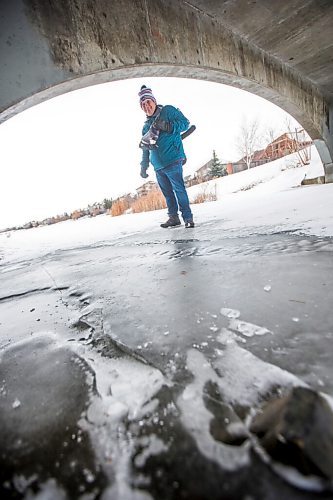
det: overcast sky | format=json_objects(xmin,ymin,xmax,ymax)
[{"xmin": 0, "ymin": 77, "xmax": 301, "ymax": 228}]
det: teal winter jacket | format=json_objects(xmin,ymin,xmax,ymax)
[{"xmin": 140, "ymin": 105, "xmax": 190, "ymax": 172}]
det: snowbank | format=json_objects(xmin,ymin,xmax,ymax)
[{"xmin": 187, "ymin": 146, "xmax": 324, "ymax": 202}]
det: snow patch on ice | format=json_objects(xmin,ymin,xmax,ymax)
[
  {"xmin": 217, "ymin": 327, "xmax": 246, "ymax": 345},
  {"xmin": 220, "ymin": 308, "xmax": 240, "ymax": 319},
  {"xmin": 90, "ymin": 355, "xmax": 165, "ymax": 421},
  {"xmin": 12, "ymin": 398, "xmax": 21, "ymax": 409},
  {"xmin": 64, "ymin": 339, "xmax": 167, "ymax": 497},
  {"xmin": 178, "ymin": 348, "xmax": 250, "ymax": 471},
  {"xmin": 12, "ymin": 477, "xmax": 66, "ymax": 499},
  {"xmin": 229, "ymin": 319, "xmax": 272, "ymax": 337},
  {"xmin": 213, "ymin": 343, "xmax": 306, "ymax": 407},
  {"xmin": 220, "ymin": 307, "xmax": 272, "ymax": 338},
  {"xmin": 134, "ymin": 436, "xmax": 168, "ymax": 468}
]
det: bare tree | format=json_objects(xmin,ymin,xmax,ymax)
[
  {"xmin": 284, "ymin": 117, "xmax": 312, "ymax": 165},
  {"xmin": 265, "ymin": 124, "xmax": 281, "ymax": 146},
  {"xmin": 236, "ymin": 117, "xmax": 263, "ymax": 169}
]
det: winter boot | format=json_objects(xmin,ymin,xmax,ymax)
[
  {"xmin": 160, "ymin": 215, "xmax": 181, "ymax": 228},
  {"xmin": 185, "ymin": 220, "xmax": 195, "ymax": 228}
]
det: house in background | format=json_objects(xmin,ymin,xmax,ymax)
[
  {"xmin": 136, "ymin": 181, "xmax": 158, "ymax": 197},
  {"xmin": 193, "ymin": 159, "xmax": 213, "ymax": 182},
  {"xmin": 186, "ymin": 158, "xmax": 230, "ymax": 186},
  {"xmin": 261, "ymin": 132, "xmax": 312, "ymax": 162},
  {"xmin": 229, "ymin": 131, "xmax": 313, "ymax": 174}
]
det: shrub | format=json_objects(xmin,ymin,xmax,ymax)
[
  {"xmin": 71, "ymin": 210, "xmax": 84, "ymax": 220},
  {"xmin": 239, "ymin": 180, "xmax": 263, "ymax": 191},
  {"xmin": 111, "ymin": 199, "xmax": 131, "ymax": 216},
  {"xmin": 192, "ymin": 187, "xmax": 217, "ymax": 204},
  {"xmin": 131, "ymin": 189, "xmax": 167, "ymax": 213}
]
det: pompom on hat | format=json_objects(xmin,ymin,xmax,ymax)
[{"xmin": 138, "ymin": 85, "xmax": 156, "ymax": 106}]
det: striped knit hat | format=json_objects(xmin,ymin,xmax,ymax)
[{"xmin": 138, "ymin": 85, "xmax": 156, "ymax": 106}]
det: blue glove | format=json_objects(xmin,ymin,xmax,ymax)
[{"xmin": 140, "ymin": 166, "xmax": 149, "ymax": 178}]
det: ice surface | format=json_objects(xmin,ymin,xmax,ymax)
[{"xmin": 1, "ymin": 146, "xmax": 333, "ymax": 498}]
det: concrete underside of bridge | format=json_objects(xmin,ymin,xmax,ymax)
[{"xmin": 1, "ymin": 0, "xmax": 333, "ymax": 180}]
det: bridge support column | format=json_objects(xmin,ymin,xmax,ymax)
[
  {"xmin": 322, "ymin": 102, "xmax": 333, "ymax": 183},
  {"xmin": 314, "ymin": 137, "xmax": 333, "ymax": 184},
  {"xmin": 324, "ymin": 163, "xmax": 333, "ymax": 183}
]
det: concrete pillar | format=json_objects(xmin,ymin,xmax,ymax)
[
  {"xmin": 322, "ymin": 102, "xmax": 333, "ymax": 183},
  {"xmin": 324, "ymin": 164, "xmax": 333, "ymax": 183},
  {"xmin": 314, "ymin": 138, "xmax": 333, "ymax": 184}
]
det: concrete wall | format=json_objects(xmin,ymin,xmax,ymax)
[{"xmin": 1, "ymin": 0, "xmax": 332, "ymax": 180}]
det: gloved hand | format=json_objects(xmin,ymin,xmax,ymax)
[
  {"xmin": 140, "ymin": 166, "xmax": 149, "ymax": 178},
  {"xmin": 153, "ymin": 118, "xmax": 172, "ymax": 133}
]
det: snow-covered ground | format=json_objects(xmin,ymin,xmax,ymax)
[
  {"xmin": 188, "ymin": 144, "xmax": 324, "ymax": 200},
  {"xmin": 0, "ymin": 146, "xmax": 331, "ymax": 265}
]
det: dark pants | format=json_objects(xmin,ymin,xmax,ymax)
[{"xmin": 155, "ymin": 161, "xmax": 193, "ymax": 221}]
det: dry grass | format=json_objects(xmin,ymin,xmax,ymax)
[
  {"xmin": 111, "ymin": 199, "xmax": 131, "ymax": 217},
  {"xmin": 131, "ymin": 189, "xmax": 167, "ymax": 213},
  {"xmin": 192, "ymin": 189, "xmax": 217, "ymax": 204},
  {"xmin": 71, "ymin": 210, "xmax": 84, "ymax": 220}
]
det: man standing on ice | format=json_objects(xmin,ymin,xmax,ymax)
[{"xmin": 138, "ymin": 85, "xmax": 194, "ymax": 228}]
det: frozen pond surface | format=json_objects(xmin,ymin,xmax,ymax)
[{"xmin": 1, "ymin": 164, "xmax": 333, "ymax": 498}]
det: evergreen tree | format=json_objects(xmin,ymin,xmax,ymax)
[
  {"xmin": 103, "ymin": 198, "xmax": 113, "ymax": 210},
  {"xmin": 209, "ymin": 150, "xmax": 227, "ymax": 178}
]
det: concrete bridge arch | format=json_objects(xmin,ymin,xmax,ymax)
[{"xmin": 1, "ymin": 0, "xmax": 333, "ymax": 180}]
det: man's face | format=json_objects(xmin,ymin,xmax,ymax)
[{"xmin": 141, "ymin": 99, "xmax": 157, "ymax": 116}]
